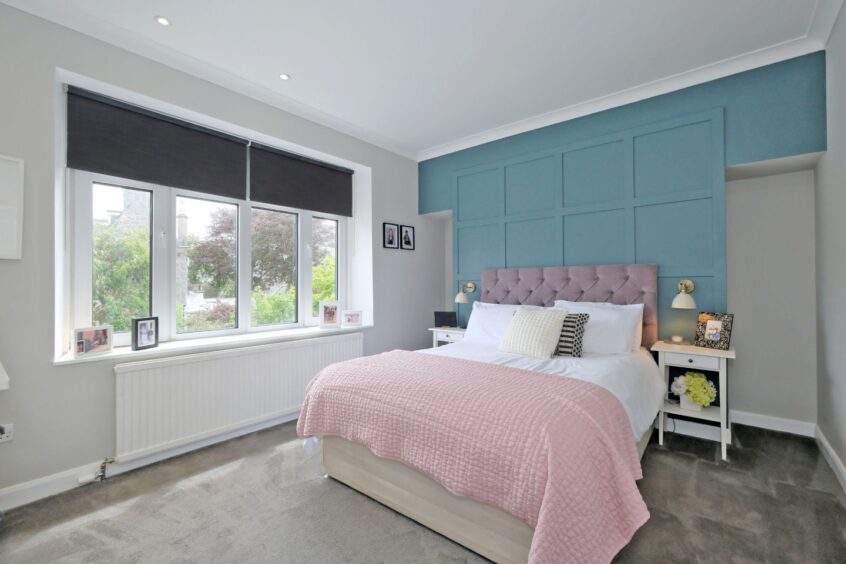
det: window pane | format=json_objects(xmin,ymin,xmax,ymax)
[
  {"xmin": 251, "ymin": 208, "xmax": 297, "ymax": 326},
  {"xmin": 311, "ymin": 217, "xmax": 338, "ymax": 316},
  {"xmin": 92, "ymin": 183, "xmax": 151, "ymax": 332},
  {"xmin": 175, "ymin": 196, "xmax": 238, "ymax": 333}
]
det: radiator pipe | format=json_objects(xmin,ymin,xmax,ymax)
[{"xmin": 78, "ymin": 457, "xmax": 114, "ymax": 485}]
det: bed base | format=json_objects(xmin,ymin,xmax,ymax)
[{"xmin": 322, "ymin": 423, "xmax": 654, "ymax": 564}]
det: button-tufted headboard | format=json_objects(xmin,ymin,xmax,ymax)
[{"xmin": 480, "ymin": 264, "xmax": 658, "ymax": 349}]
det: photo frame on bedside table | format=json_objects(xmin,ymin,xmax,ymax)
[{"xmin": 694, "ymin": 312, "xmax": 734, "ymax": 350}]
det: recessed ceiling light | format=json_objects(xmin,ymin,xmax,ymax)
[
  {"xmin": 279, "ymin": 73, "xmax": 291, "ymax": 81},
  {"xmin": 155, "ymin": 16, "xmax": 171, "ymax": 27}
]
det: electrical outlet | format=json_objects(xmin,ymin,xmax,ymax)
[{"xmin": 0, "ymin": 423, "xmax": 13, "ymax": 444}]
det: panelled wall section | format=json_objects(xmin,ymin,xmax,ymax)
[{"xmin": 453, "ymin": 109, "xmax": 726, "ymax": 340}]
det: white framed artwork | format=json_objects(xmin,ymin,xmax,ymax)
[
  {"xmin": 319, "ymin": 300, "xmax": 341, "ymax": 328},
  {"xmin": 0, "ymin": 154, "xmax": 24, "ymax": 260},
  {"xmin": 341, "ymin": 310, "xmax": 363, "ymax": 327}
]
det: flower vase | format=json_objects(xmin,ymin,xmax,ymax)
[{"xmin": 680, "ymin": 394, "xmax": 703, "ymax": 412}]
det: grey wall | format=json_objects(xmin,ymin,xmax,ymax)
[
  {"xmin": 0, "ymin": 5, "xmax": 444, "ymax": 490},
  {"xmin": 816, "ymin": 7, "xmax": 846, "ymax": 466},
  {"xmin": 726, "ymin": 171, "xmax": 817, "ymax": 423}
]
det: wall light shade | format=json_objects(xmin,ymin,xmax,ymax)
[
  {"xmin": 454, "ymin": 291, "xmax": 469, "ymax": 304},
  {"xmin": 671, "ymin": 279, "xmax": 697, "ymax": 310}
]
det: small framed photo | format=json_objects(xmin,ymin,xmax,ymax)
[
  {"xmin": 341, "ymin": 310, "xmax": 363, "ymax": 327},
  {"xmin": 400, "ymin": 225, "xmax": 415, "ymax": 250},
  {"xmin": 694, "ymin": 312, "xmax": 734, "ymax": 350},
  {"xmin": 383, "ymin": 222, "xmax": 399, "ymax": 249},
  {"xmin": 132, "ymin": 316, "xmax": 159, "ymax": 351},
  {"xmin": 73, "ymin": 325, "xmax": 113, "ymax": 358},
  {"xmin": 319, "ymin": 300, "xmax": 341, "ymax": 328}
]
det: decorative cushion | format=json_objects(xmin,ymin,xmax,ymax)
[
  {"xmin": 554, "ymin": 300, "xmax": 644, "ymax": 354},
  {"xmin": 557, "ymin": 313, "xmax": 590, "ymax": 358},
  {"xmin": 499, "ymin": 307, "xmax": 568, "ymax": 359}
]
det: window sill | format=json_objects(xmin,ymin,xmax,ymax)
[{"xmin": 54, "ymin": 325, "xmax": 371, "ymax": 367}]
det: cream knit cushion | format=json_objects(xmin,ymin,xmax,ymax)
[{"xmin": 499, "ymin": 307, "xmax": 569, "ymax": 359}]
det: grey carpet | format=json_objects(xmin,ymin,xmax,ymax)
[{"xmin": 1, "ymin": 422, "xmax": 844, "ymax": 563}]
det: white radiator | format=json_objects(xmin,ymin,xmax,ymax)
[{"xmin": 114, "ymin": 332, "xmax": 363, "ymax": 463}]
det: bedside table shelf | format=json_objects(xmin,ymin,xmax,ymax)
[
  {"xmin": 429, "ymin": 327, "xmax": 465, "ymax": 347},
  {"xmin": 661, "ymin": 402, "xmax": 721, "ymax": 423},
  {"xmin": 652, "ymin": 340, "xmax": 736, "ymax": 461}
]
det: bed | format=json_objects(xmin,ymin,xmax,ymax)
[{"xmin": 299, "ymin": 264, "xmax": 663, "ymax": 563}]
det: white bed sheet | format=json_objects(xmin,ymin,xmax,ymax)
[{"xmin": 421, "ymin": 342, "xmax": 663, "ymax": 439}]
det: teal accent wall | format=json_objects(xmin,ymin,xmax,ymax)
[
  {"xmin": 421, "ymin": 52, "xmax": 826, "ymax": 339},
  {"xmin": 450, "ymin": 110, "xmax": 726, "ymax": 338}
]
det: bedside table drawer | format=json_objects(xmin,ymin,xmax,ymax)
[
  {"xmin": 438, "ymin": 331, "xmax": 463, "ymax": 343},
  {"xmin": 664, "ymin": 352, "xmax": 720, "ymax": 371}
]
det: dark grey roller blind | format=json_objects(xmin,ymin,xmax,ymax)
[
  {"xmin": 67, "ymin": 87, "xmax": 248, "ymax": 200},
  {"xmin": 250, "ymin": 144, "xmax": 353, "ymax": 217}
]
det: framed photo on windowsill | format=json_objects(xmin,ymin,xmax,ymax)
[
  {"xmin": 341, "ymin": 310, "xmax": 363, "ymax": 327},
  {"xmin": 319, "ymin": 300, "xmax": 341, "ymax": 328},
  {"xmin": 74, "ymin": 325, "xmax": 113, "ymax": 358},
  {"xmin": 132, "ymin": 316, "xmax": 159, "ymax": 351}
]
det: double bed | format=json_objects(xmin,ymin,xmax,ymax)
[{"xmin": 299, "ymin": 264, "xmax": 663, "ymax": 563}]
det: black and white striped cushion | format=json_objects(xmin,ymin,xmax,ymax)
[{"xmin": 557, "ymin": 313, "xmax": 590, "ymax": 357}]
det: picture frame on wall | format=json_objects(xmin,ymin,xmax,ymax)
[
  {"xmin": 400, "ymin": 225, "xmax": 415, "ymax": 250},
  {"xmin": 131, "ymin": 316, "xmax": 159, "ymax": 351},
  {"xmin": 383, "ymin": 222, "xmax": 399, "ymax": 249},
  {"xmin": 341, "ymin": 310, "xmax": 363, "ymax": 327},
  {"xmin": 73, "ymin": 325, "xmax": 113, "ymax": 358},
  {"xmin": 319, "ymin": 300, "xmax": 341, "ymax": 328},
  {"xmin": 694, "ymin": 312, "xmax": 734, "ymax": 350}
]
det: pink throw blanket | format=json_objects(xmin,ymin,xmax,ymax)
[{"xmin": 297, "ymin": 350, "xmax": 649, "ymax": 563}]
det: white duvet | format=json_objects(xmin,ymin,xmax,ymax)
[{"xmin": 421, "ymin": 341, "xmax": 664, "ymax": 439}]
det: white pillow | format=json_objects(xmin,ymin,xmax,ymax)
[
  {"xmin": 463, "ymin": 302, "xmax": 522, "ymax": 347},
  {"xmin": 499, "ymin": 307, "xmax": 569, "ymax": 359},
  {"xmin": 553, "ymin": 300, "xmax": 644, "ymax": 354}
]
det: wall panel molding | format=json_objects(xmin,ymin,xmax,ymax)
[{"xmin": 451, "ymin": 109, "xmax": 726, "ymax": 338}]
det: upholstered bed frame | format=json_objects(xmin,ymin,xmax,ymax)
[
  {"xmin": 480, "ymin": 263, "xmax": 658, "ymax": 349},
  {"xmin": 324, "ymin": 264, "xmax": 659, "ymax": 563}
]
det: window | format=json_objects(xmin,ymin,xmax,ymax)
[
  {"xmin": 251, "ymin": 208, "xmax": 297, "ymax": 326},
  {"xmin": 69, "ymin": 170, "xmax": 345, "ymax": 352},
  {"xmin": 175, "ymin": 196, "xmax": 239, "ymax": 334},
  {"xmin": 90, "ymin": 184, "xmax": 152, "ymax": 341}
]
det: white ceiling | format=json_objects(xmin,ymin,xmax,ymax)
[{"xmin": 3, "ymin": 0, "xmax": 843, "ymax": 160}]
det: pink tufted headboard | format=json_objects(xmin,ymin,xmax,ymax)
[{"xmin": 480, "ymin": 264, "xmax": 658, "ymax": 348}]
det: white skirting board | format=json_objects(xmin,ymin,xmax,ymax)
[
  {"xmin": 816, "ymin": 426, "xmax": 846, "ymax": 495},
  {"xmin": 663, "ymin": 409, "xmax": 817, "ymax": 444},
  {"xmin": 0, "ymin": 412, "xmax": 297, "ymax": 512}
]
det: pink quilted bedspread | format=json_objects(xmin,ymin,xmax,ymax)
[{"xmin": 297, "ymin": 350, "xmax": 649, "ymax": 563}]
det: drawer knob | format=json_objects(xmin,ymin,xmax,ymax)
[{"xmin": 688, "ymin": 358, "xmax": 693, "ymax": 363}]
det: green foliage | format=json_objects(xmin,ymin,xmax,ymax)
[
  {"xmin": 312, "ymin": 255, "xmax": 337, "ymax": 316},
  {"xmin": 176, "ymin": 302, "xmax": 236, "ymax": 334},
  {"xmin": 187, "ymin": 208, "xmax": 237, "ymax": 298},
  {"xmin": 251, "ymin": 210, "xmax": 296, "ymax": 291},
  {"xmin": 92, "ymin": 223, "xmax": 150, "ymax": 332},
  {"xmin": 252, "ymin": 286, "xmax": 296, "ymax": 326}
]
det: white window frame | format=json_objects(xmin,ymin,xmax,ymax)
[{"xmin": 68, "ymin": 169, "xmax": 348, "ymax": 352}]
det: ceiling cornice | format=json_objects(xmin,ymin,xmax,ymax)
[
  {"xmin": 417, "ymin": 0, "xmax": 843, "ymax": 162},
  {"xmin": 4, "ymin": 0, "xmax": 843, "ymax": 163}
]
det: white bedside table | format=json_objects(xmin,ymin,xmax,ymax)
[
  {"xmin": 429, "ymin": 327, "xmax": 465, "ymax": 347},
  {"xmin": 651, "ymin": 340, "xmax": 736, "ymax": 461}
]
